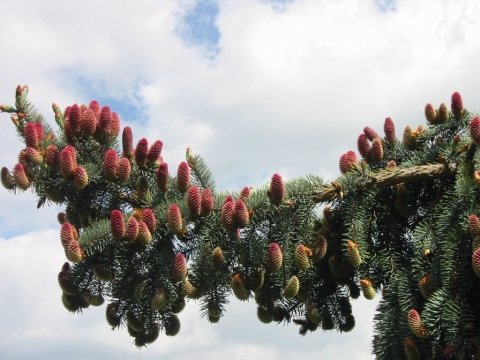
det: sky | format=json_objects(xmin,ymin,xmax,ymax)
[{"xmin": 0, "ymin": 0, "xmax": 480, "ymax": 358}]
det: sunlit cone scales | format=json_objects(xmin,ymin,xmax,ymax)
[
  {"xmin": 363, "ymin": 126, "xmax": 380, "ymax": 141},
  {"xmin": 110, "ymin": 210, "xmax": 125, "ymax": 240},
  {"xmin": 127, "ymin": 312, "xmax": 143, "ymax": 332},
  {"xmin": 164, "ymin": 315, "xmax": 181, "ymax": 336},
  {"xmin": 172, "ymin": 253, "xmax": 187, "ymax": 283},
  {"xmin": 212, "ymin": 246, "xmax": 224, "ymax": 271},
  {"xmin": 267, "ymin": 242, "xmax": 283, "ymax": 273},
  {"xmin": 73, "ymin": 166, "xmax": 88, "ymax": 189},
  {"xmin": 136, "ymin": 221, "xmax": 152, "ymax": 245},
  {"xmin": 249, "ymin": 267, "xmax": 264, "ymax": 291},
  {"xmin": 371, "ymin": 138, "xmax": 384, "ymax": 163},
  {"xmin": 13, "ymin": 163, "xmax": 29, "ymax": 190},
  {"xmin": 136, "ymin": 177, "xmax": 149, "ymax": 202},
  {"xmin": 81, "ymin": 108, "xmax": 97, "ymax": 136},
  {"xmin": 142, "ymin": 208, "xmax": 156, "ymax": 234},
  {"xmin": 187, "ymin": 186, "xmax": 201, "ymax": 217},
  {"xmin": 25, "ymin": 147, "xmax": 43, "ymax": 165},
  {"xmin": 257, "ymin": 307, "xmax": 273, "ymax": 324},
  {"xmin": 45, "ymin": 144, "xmax": 58, "ymax": 167},
  {"xmin": 473, "ymin": 248, "xmax": 480, "ymax": 277},
  {"xmin": 201, "ymin": 188, "xmax": 214, "ymax": 216},
  {"xmin": 221, "ymin": 201, "xmax": 234, "ymax": 230},
  {"xmin": 58, "ymin": 271, "xmax": 77, "ymax": 295},
  {"xmin": 234, "ymin": 199, "xmax": 249, "ymax": 228},
  {"xmin": 424, "ymin": 103, "xmax": 437, "ymax": 124},
  {"xmin": 404, "ymin": 338, "xmax": 421, "ymax": 360},
  {"xmin": 312, "ymin": 234, "xmax": 327, "ymax": 262},
  {"xmin": 284, "ymin": 276, "xmax": 300, "ymax": 300},
  {"xmin": 339, "ymin": 315, "xmax": 355, "ymax": 333},
  {"xmin": 111, "ymin": 112, "xmax": 120, "ymax": 137},
  {"xmin": 451, "ymin": 91, "xmax": 464, "ymax": 120},
  {"xmin": 357, "ymin": 134, "xmax": 371, "ymax": 159},
  {"xmin": 240, "ymin": 186, "xmax": 250, "ymax": 199},
  {"xmin": 103, "ymin": 149, "xmax": 118, "ymax": 181},
  {"xmin": 407, "ymin": 309, "xmax": 421, "ymax": 334},
  {"xmin": 18, "ymin": 150, "xmax": 30, "ymax": 172},
  {"xmin": 24, "ymin": 122, "xmax": 38, "ymax": 149},
  {"xmin": 156, "ymin": 162, "xmax": 168, "ymax": 192},
  {"xmin": 84, "ymin": 292, "xmax": 105, "ymax": 306},
  {"xmin": 60, "ymin": 145, "xmax": 76, "ymax": 180},
  {"xmin": 295, "ymin": 244, "xmax": 310, "ymax": 271},
  {"xmin": 176, "ymin": 161, "xmax": 190, "ymax": 193},
  {"xmin": 168, "ymin": 204, "xmax": 183, "ymax": 234},
  {"xmin": 347, "ymin": 240, "xmax": 362, "ymax": 267},
  {"xmin": 135, "ymin": 138, "xmax": 149, "ymax": 167},
  {"xmin": 94, "ymin": 265, "xmax": 114, "ymax": 281},
  {"xmin": 123, "ymin": 216, "xmax": 139, "ymax": 242},
  {"xmin": 1, "ymin": 167, "xmax": 14, "ymax": 190},
  {"xmin": 339, "ymin": 151, "xmax": 357, "ymax": 174},
  {"xmin": 115, "ymin": 157, "xmax": 131, "ymax": 183},
  {"xmin": 269, "ymin": 173, "xmax": 285, "ymax": 205},
  {"xmin": 470, "ymin": 117, "xmax": 480, "ymax": 147},
  {"xmin": 151, "ymin": 288, "xmax": 166, "ymax": 311},
  {"xmin": 99, "ymin": 106, "xmax": 112, "ymax": 135},
  {"xmin": 360, "ymin": 279, "xmax": 375, "ymax": 300},
  {"xmin": 66, "ymin": 242, "xmax": 85, "ymax": 263},
  {"xmin": 147, "ymin": 140, "xmax": 163, "ymax": 166},
  {"xmin": 469, "ymin": 215, "xmax": 480, "ymax": 236},
  {"xmin": 57, "ymin": 212, "xmax": 67, "ymax": 225},
  {"xmin": 231, "ymin": 273, "xmax": 249, "ymax": 301},
  {"xmin": 171, "ymin": 296, "xmax": 186, "ymax": 314}
]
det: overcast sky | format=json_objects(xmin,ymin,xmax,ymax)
[{"xmin": 1, "ymin": 0, "xmax": 480, "ymax": 359}]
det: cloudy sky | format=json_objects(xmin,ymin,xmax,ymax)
[{"xmin": 1, "ymin": 0, "xmax": 479, "ymax": 358}]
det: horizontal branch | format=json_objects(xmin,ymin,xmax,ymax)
[{"xmin": 312, "ymin": 163, "xmax": 456, "ymax": 203}]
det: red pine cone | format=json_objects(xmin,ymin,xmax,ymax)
[
  {"xmin": 69, "ymin": 104, "xmax": 82, "ymax": 135},
  {"xmin": 111, "ymin": 112, "xmax": 120, "ymax": 137},
  {"xmin": 64, "ymin": 106, "xmax": 72, "ymax": 120},
  {"xmin": 424, "ymin": 104, "xmax": 437, "ymax": 124},
  {"xmin": 470, "ymin": 117, "xmax": 480, "ymax": 147},
  {"xmin": 110, "ymin": 210, "xmax": 125, "ymax": 240},
  {"xmin": 66, "ymin": 242, "xmax": 85, "ymax": 263},
  {"xmin": 89, "ymin": 100, "xmax": 101, "ymax": 120},
  {"xmin": 60, "ymin": 222, "xmax": 75, "ymax": 248},
  {"xmin": 221, "ymin": 201, "xmax": 234, "ymax": 230},
  {"xmin": 73, "ymin": 166, "xmax": 88, "ymax": 189},
  {"xmin": 269, "ymin": 173, "xmax": 285, "ymax": 205},
  {"xmin": 168, "ymin": 204, "xmax": 183, "ymax": 234},
  {"xmin": 142, "ymin": 208, "xmax": 156, "ymax": 234},
  {"xmin": 103, "ymin": 149, "xmax": 118, "ymax": 181},
  {"xmin": 137, "ymin": 221, "xmax": 152, "ymax": 245},
  {"xmin": 45, "ymin": 144, "xmax": 58, "ymax": 167},
  {"xmin": 99, "ymin": 106, "xmax": 112, "ymax": 135},
  {"xmin": 240, "ymin": 186, "xmax": 251, "ymax": 199},
  {"xmin": 122, "ymin": 126, "xmax": 134, "ymax": 159},
  {"xmin": 135, "ymin": 138, "xmax": 149, "ymax": 168},
  {"xmin": 473, "ymin": 248, "xmax": 480, "ymax": 277},
  {"xmin": 187, "ymin": 186, "xmax": 201, "ymax": 217},
  {"xmin": 123, "ymin": 216, "xmax": 139, "ymax": 242},
  {"xmin": 60, "ymin": 145, "xmax": 76, "ymax": 180},
  {"xmin": 387, "ymin": 160, "xmax": 397, "ymax": 168},
  {"xmin": 437, "ymin": 103, "xmax": 448, "ymax": 124},
  {"xmin": 363, "ymin": 126, "xmax": 380, "ymax": 141},
  {"xmin": 156, "ymin": 162, "xmax": 168, "ymax": 192},
  {"xmin": 177, "ymin": 161, "xmax": 190, "ymax": 193},
  {"xmin": 267, "ymin": 242, "xmax": 283, "ymax": 273},
  {"xmin": 371, "ymin": 138, "xmax": 384, "ymax": 163},
  {"xmin": 357, "ymin": 134, "xmax": 371, "ymax": 159},
  {"xmin": 34, "ymin": 122, "xmax": 44, "ymax": 144},
  {"xmin": 82, "ymin": 108, "xmax": 97, "ymax": 136},
  {"xmin": 24, "ymin": 122, "xmax": 38, "ymax": 149},
  {"xmin": 172, "ymin": 254, "xmax": 188, "ymax": 283},
  {"xmin": 63, "ymin": 116, "xmax": 74, "ymax": 143},
  {"xmin": 201, "ymin": 188, "xmax": 214, "ymax": 216},
  {"xmin": 147, "ymin": 140, "xmax": 163, "ymax": 166},
  {"xmin": 469, "ymin": 215, "xmax": 480, "ymax": 236},
  {"xmin": 339, "ymin": 151, "xmax": 358, "ymax": 174},
  {"xmin": 13, "ymin": 163, "xmax": 30, "ymax": 190},
  {"xmin": 25, "ymin": 147, "xmax": 43, "ymax": 165},
  {"xmin": 407, "ymin": 309, "xmax": 421, "ymax": 334},
  {"xmin": 116, "ymin": 157, "xmax": 131, "ymax": 183},
  {"xmin": 223, "ymin": 195, "xmax": 234, "ymax": 205},
  {"xmin": 1, "ymin": 167, "xmax": 14, "ymax": 190},
  {"xmin": 451, "ymin": 92, "xmax": 464, "ymax": 120},
  {"xmin": 384, "ymin": 117, "xmax": 396, "ymax": 141},
  {"xmin": 234, "ymin": 199, "xmax": 249, "ymax": 228}
]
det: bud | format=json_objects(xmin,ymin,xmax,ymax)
[
  {"xmin": 424, "ymin": 104, "xmax": 437, "ymax": 124},
  {"xmin": 284, "ymin": 275, "xmax": 300, "ymax": 299},
  {"xmin": 404, "ymin": 337, "xmax": 421, "ymax": 360},
  {"xmin": 257, "ymin": 307, "xmax": 273, "ymax": 324},
  {"xmin": 123, "ymin": 216, "xmax": 139, "ymax": 242},
  {"xmin": 357, "ymin": 134, "xmax": 371, "ymax": 159},
  {"xmin": 437, "ymin": 103, "xmax": 448, "ymax": 123},
  {"xmin": 187, "ymin": 186, "xmax": 201, "ymax": 218},
  {"xmin": 312, "ymin": 234, "xmax": 327, "ymax": 262},
  {"xmin": 135, "ymin": 138, "xmax": 149, "ymax": 168},
  {"xmin": 99, "ymin": 106, "xmax": 112, "ymax": 135},
  {"xmin": 111, "ymin": 112, "xmax": 120, "ymax": 137},
  {"xmin": 473, "ymin": 248, "xmax": 480, "ymax": 277},
  {"xmin": 360, "ymin": 279, "xmax": 375, "ymax": 300},
  {"xmin": 142, "ymin": 208, "xmax": 156, "ymax": 234},
  {"xmin": 231, "ymin": 273, "xmax": 249, "ymax": 301},
  {"xmin": 339, "ymin": 151, "xmax": 357, "ymax": 174},
  {"xmin": 60, "ymin": 145, "xmax": 76, "ymax": 180},
  {"xmin": 234, "ymin": 199, "xmax": 249, "ymax": 228},
  {"xmin": 45, "ymin": 144, "xmax": 58, "ymax": 167},
  {"xmin": 221, "ymin": 201, "xmax": 234, "ymax": 230},
  {"xmin": 470, "ymin": 117, "xmax": 480, "ymax": 147},
  {"xmin": 13, "ymin": 163, "xmax": 29, "ymax": 190},
  {"xmin": 212, "ymin": 247, "xmax": 224, "ymax": 271},
  {"xmin": 24, "ymin": 122, "xmax": 38, "ymax": 149},
  {"xmin": 267, "ymin": 242, "xmax": 283, "ymax": 273},
  {"xmin": 371, "ymin": 138, "xmax": 383, "ymax": 163},
  {"xmin": 363, "ymin": 126, "xmax": 380, "ymax": 141},
  {"xmin": 240, "ymin": 186, "xmax": 251, "ymax": 199},
  {"xmin": 347, "ymin": 240, "xmax": 362, "ymax": 267},
  {"xmin": 469, "ymin": 215, "xmax": 480, "ymax": 237},
  {"xmin": 137, "ymin": 221, "xmax": 152, "ymax": 245},
  {"xmin": 451, "ymin": 91, "xmax": 464, "ymax": 121},
  {"xmin": 1, "ymin": 167, "xmax": 14, "ymax": 190},
  {"xmin": 164, "ymin": 315, "xmax": 181, "ymax": 336},
  {"xmin": 407, "ymin": 309, "xmax": 421, "ymax": 334},
  {"xmin": 269, "ymin": 173, "xmax": 285, "ymax": 205},
  {"xmin": 295, "ymin": 244, "xmax": 311, "ymax": 271},
  {"xmin": 177, "ymin": 161, "xmax": 190, "ymax": 193},
  {"xmin": 151, "ymin": 288, "xmax": 166, "ymax": 311},
  {"xmin": 147, "ymin": 140, "xmax": 163, "ymax": 166},
  {"xmin": 103, "ymin": 149, "xmax": 118, "ymax": 181},
  {"xmin": 172, "ymin": 254, "xmax": 187, "ymax": 283},
  {"xmin": 384, "ymin": 117, "xmax": 396, "ymax": 141},
  {"xmin": 201, "ymin": 188, "xmax": 214, "ymax": 216},
  {"xmin": 168, "ymin": 204, "xmax": 183, "ymax": 234}
]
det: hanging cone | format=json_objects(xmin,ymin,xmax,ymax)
[
  {"xmin": 295, "ymin": 244, "xmax": 311, "ymax": 270},
  {"xmin": 257, "ymin": 307, "xmax": 273, "ymax": 324},
  {"xmin": 58, "ymin": 271, "xmax": 77, "ymax": 295},
  {"xmin": 167, "ymin": 204, "xmax": 183, "ymax": 234},
  {"xmin": 407, "ymin": 309, "xmax": 421, "ymax": 334},
  {"xmin": 164, "ymin": 315, "xmax": 181, "ymax": 336},
  {"xmin": 404, "ymin": 337, "xmax": 421, "ymax": 360},
  {"xmin": 116, "ymin": 157, "xmax": 131, "ymax": 183},
  {"xmin": 122, "ymin": 126, "xmax": 134, "ymax": 159},
  {"xmin": 94, "ymin": 265, "xmax": 114, "ymax": 281},
  {"xmin": 451, "ymin": 92, "xmax": 464, "ymax": 121},
  {"xmin": 347, "ymin": 240, "xmax": 362, "ymax": 267},
  {"xmin": 13, "ymin": 163, "xmax": 30, "ymax": 190},
  {"xmin": 45, "ymin": 144, "xmax": 58, "ymax": 167},
  {"xmin": 172, "ymin": 253, "xmax": 187, "ymax": 283},
  {"xmin": 234, "ymin": 199, "xmax": 249, "ymax": 228},
  {"xmin": 66, "ymin": 242, "xmax": 85, "ymax": 263},
  {"xmin": 123, "ymin": 216, "xmax": 139, "ymax": 242},
  {"xmin": 312, "ymin": 234, "xmax": 327, "ymax": 262},
  {"xmin": 231, "ymin": 273, "xmax": 249, "ymax": 301},
  {"xmin": 133, "ymin": 276, "xmax": 146, "ymax": 300},
  {"xmin": 357, "ymin": 134, "xmax": 371, "ymax": 159},
  {"xmin": 106, "ymin": 303, "xmax": 121, "ymax": 328},
  {"xmin": 147, "ymin": 140, "xmax": 163, "ymax": 166},
  {"xmin": 187, "ymin": 186, "xmax": 201, "ymax": 218},
  {"xmin": 371, "ymin": 138, "xmax": 384, "ymax": 163},
  {"xmin": 221, "ymin": 201, "xmax": 234, "ymax": 230},
  {"xmin": 135, "ymin": 138, "xmax": 149, "ymax": 168},
  {"xmin": 284, "ymin": 275, "xmax": 300, "ymax": 299},
  {"xmin": 249, "ymin": 267, "xmax": 264, "ymax": 291},
  {"xmin": 360, "ymin": 279, "xmax": 375, "ymax": 300},
  {"xmin": 99, "ymin": 106, "xmax": 112, "ymax": 135},
  {"xmin": 103, "ymin": 149, "xmax": 118, "ymax": 181},
  {"xmin": 111, "ymin": 112, "xmax": 120, "ymax": 137},
  {"xmin": 201, "ymin": 188, "xmax": 214, "ymax": 216},
  {"xmin": 142, "ymin": 208, "xmax": 156, "ymax": 234},
  {"xmin": 182, "ymin": 279, "xmax": 201, "ymax": 299},
  {"xmin": 212, "ymin": 246, "xmax": 224, "ymax": 271},
  {"xmin": 156, "ymin": 162, "xmax": 168, "ymax": 192},
  {"xmin": 136, "ymin": 221, "xmax": 152, "ymax": 245},
  {"xmin": 1, "ymin": 167, "xmax": 14, "ymax": 190},
  {"xmin": 84, "ymin": 292, "xmax": 105, "ymax": 306},
  {"xmin": 151, "ymin": 288, "xmax": 166, "ymax": 311},
  {"xmin": 127, "ymin": 312, "xmax": 143, "ymax": 332},
  {"xmin": 269, "ymin": 173, "xmax": 285, "ymax": 205},
  {"xmin": 267, "ymin": 242, "xmax": 283, "ymax": 273},
  {"xmin": 384, "ymin": 117, "xmax": 396, "ymax": 141},
  {"xmin": 176, "ymin": 161, "xmax": 190, "ymax": 193}
]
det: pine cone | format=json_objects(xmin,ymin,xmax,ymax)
[
  {"xmin": 347, "ymin": 240, "xmax": 362, "ymax": 267},
  {"xmin": 269, "ymin": 173, "xmax": 285, "ymax": 205},
  {"xmin": 99, "ymin": 106, "xmax": 112, "ymax": 135},
  {"xmin": 142, "ymin": 208, "xmax": 156, "ymax": 234},
  {"xmin": 384, "ymin": 117, "xmax": 396, "ymax": 141},
  {"xmin": 111, "ymin": 112, "xmax": 120, "ymax": 137},
  {"xmin": 233, "ymin": 199, "xmax": 249, "ymax": 228},
  {"xmin": 187, "ymin": 186, "xmax": 201, "ymax": 218},
  {"xmin": 110, "ymin": 210, "xmax": 125, "ymax": 240},
  {"xmin": 60, "ymin": 145, "xmax": 76, "ymax": 180},
  {"xmin": 73, "ymin": 166, "xmax": 88, "ymax": 189},
  {"xmin": 156, "ymin": 162, "xmax": 168, "ymax": 192},
  {"xmin": 357, "ymin": 134, "xmax": 371, "ymax": 159},
  {"xmin": 339, "ymin": 151, "xmax": 357, "ymax": 174},
  {"xmin": 167, "ymin": 204, "xmax": 183, "ymax": 234},
  {"xmin": 257, "ymin": 307, "xmax": 273, "ymax": 324},
  {"xmin": 231, "ymin": 273, "xmax": 249, "ymax": 301},
  {"xmin": 212, "ymin": 246, "xmax": 225, "ymax": 271},
  {"xmin": 451, "ymin": 91, "xmax": 464, "ymax": 121},
  {"xmin": 116, "ymin": 157, "xmax": 131, "ymax": 183},
  {"xmin": 371, "ymin": 138, "xmax": 384, "ymax": 163},
  {"xmin": 89, "ymin": 100, "xmax": 101, "ymax": 120},
  {"xmin": 81, "ymin": 108, "xmax": 97, "ymax": 136},
  {"xmin": 25, "ymin": 147, "xmax": 43, "ymax": 165},
  {"xmin": 221, "ymin": 201, "xmax": 234, "ymax": 230},
  {"xmin": 172, "ymin": 253, "xmax": 187, "ymax": 283},
  {"xmin": 404, "ymin": 337, "xmax": 421, "ymax": 360},
  {"xmin": 201, "ymin": 188, "xmax": 214, "ymax": 216},
  {"xmin": 147, "ymin": 140, "xmax": 163, "ymax": 166},
  {"xmin": 45, "ymin": 144, "xmax": 58, "ymax": 167},
  {"xmin": 295, "ymin": 244, "xmax": 311, "ymax": 271},
  {"xmin": 136, "ymin": 221, "xmax": 152, "ymax": 245},
  {"xmin": 164, "ymin": 315, "xmax": 181, "ymax": 336},
  {"xmin": 123, "ymin": 216, "xmax": 139, "ymax": 242},
  {"xmin": 122, "ymin": 126, "xmax": 134, "ymax": 159},
  {"xmin": 407, "ymin": 309, "xmax": 421, "ymax": 334},
  {"xmin": 424, "ymin": 103, "xmax": 437, "ymax": 124},
  {"xmin": 69, "ymin": 104, "xmax": 82, "ymax": 135},
  {"xmin": 13, "ymin": 163, "xmax": 29, "ymax": 190},
  {"xmin": 151, "ymin": 288, "xmax": 166, "ymax": 311},
  {"xmin": 240, "ymin": 186, "xmax": 251, "ymax": 199},
  {"xmin": 312, "ymin": 234, "xmax": 327, "ymax": 262},
  {"xmin": 284, "ymin": 275, "xmax": 300, "ymax": 299},
  {"xmin": 363, "ymin": 126, "xmax": 380, "ymax": 141},
  {"xmin": 135, "ymin": 138, "xmax": 149, "ymax": 168},
  {"xmin": 267, "ymin": 242, "xmax": 283, "ymax": 273},
  {"xmin": 1, "ymin": 167, "xmax": 14, "ymax": 190},
  {"xmin": 24, "ymin": 122, "xmax": 38, "ymax": 149},
  {"xmin": 469, "ymin": 215, "xmax": 480, "ymax": 236},
  {"xmin": 360, "ymin": 279, "xmax": 375, "ymax": 300},
  {"xmin": 103, "ymin": 149, "xmax": 118, "ymax": 181},
  {"xmin": 176, "ymin": 161, "xmax": 190, "ymax": 193},
  {"xmin": 470, "ymin": 117, "xmax": 480, "ymax": 147}
]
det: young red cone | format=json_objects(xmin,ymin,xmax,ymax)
[
  {"xmin": 357, "ymin": 134, "xmax": 371, "ymax": 159},
  {"xmin": 1, "ymin": 167, "xmax": 14, "ymax": 190},
  {"xmin": 142, "ymin": 208, "xmax": 156, "ymax": 234},
  {"xmin": 267, "ymin": 242, "xmax": 283, "ymax": 273},
  {"xmin": 240, "ymin": 186, "xmax": 251, "ymax": 199},
  {"xmin": 136, "ymin": 221, "xmax": 152, "ymax": 245},
  {"xmin": 187, "ymin": 186, "xmax": 201, "ymax": 217},
  {"xmin": 371, "ymin": 138, "xmax": 384, "ymax": 163},
  {"xmin": 473, "ymin": 248, "xmax": 480, "ymax": 277},
  {"xmin": 60, "ymin": 145, "xmax": 76, "ymax": 180},
  {"xmin": 384, "ymin": 117, "xmax": 396, "ymax": 141},
  {"xmin": 69, "ymin": 104, "xmax": 82, "ymax": 135},
  {"xmin": 116, "ymin": 157, "xmax": 131, "ymax": 183},
  {"xmin": 111, "ymin": 112, "xmax": 120, "ymax": 137},
  {"xmin": 437, "ymin": 103, "xmax": 448, "ymax": 123},
  {"xmin": 172, "ymin": 254, "xmax": 188, "ymax": 283},
  {"xmin": 470, "ymin": 117, "xmax": 480, "ymax": 147},
  {"xmin": 82, "ymin": 108, "xmax": 97, "ymax": 137},
  {"xmin": 221, "ymin": 201, "xmax": 234, "ymax": 230},
  {"xmin": 168, "ymin": 204, "xmax": 183, "ymax": 234},
  {"xmin": 156, "ymin": 162, "xmax": 168, "ymax": 192},
  {"xmin": 339, "ymin": 151, "xmax": 358, "ymax": 174},
  {"xmin": 135, "ymin": 138, "xmax": 149, "ymax": 168},
  {"xmin": 234, "ymin": 199, "xmax": 249, "ymax": 228},
  {"xmin": 451, "ymin": 91, "xmax": 464, "ymax": 121},
  {"xmin": 269, "ymin": 173, "xmax": 285, "ymax": 205},
  {"xmin": 89, "ymin": 100, "xmax": 101, "ymax": 120},
  {"xmin": 177, "ymin": 161, "xmax": 190, "ymax": 193},
  {"xmin": 99, "ymin": 106, "xmax": 112, "ymax": 135},
  {"xmin": 147, "ymin": 140, "xmax": 163, "ymax": 166},
  {"xmin": 363, "ymin": 126, "xmax": 380, "ymax": 141},
  {"xmin": 469, "ymin": 215, "xmax": 480, "ymax": 236},
  {"xmin": 45, "ymin": 144, "xmax": 58, "ymax": 167},
  {"xmin": 24, "ymin": 122, "xmax": 38, "ymax": 149},
  {"xmin": 201, "ymin": 188, "xmax": 214, "ymax": 216},
  {"xmin": 110, "ymin": 210, "xmax": 125, "ymax": 240},
  {"xmin": 123, "ymin": 217, "xmax": 139, "ymax": 242},
  {"xmin": 34, "ymin": 122, "xmax": 44, "ymax": 144},
  {"xmin": 13, "ymin": 163, "xmax": 29, "ymax": 190},
  {"xmin": 407, "ymin": 309, "xmax": 421, "ymax": 334},
  {"xmin": 73, "ymin": 166, "xmax": 88, "ymax": 189},
  {"xmin": 60, "ymin": 222, "xmax": 76, "ymax": 248},
  {"xmin": 103, "ymin": 149, "xmax": 118, "ymax": 181}
]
